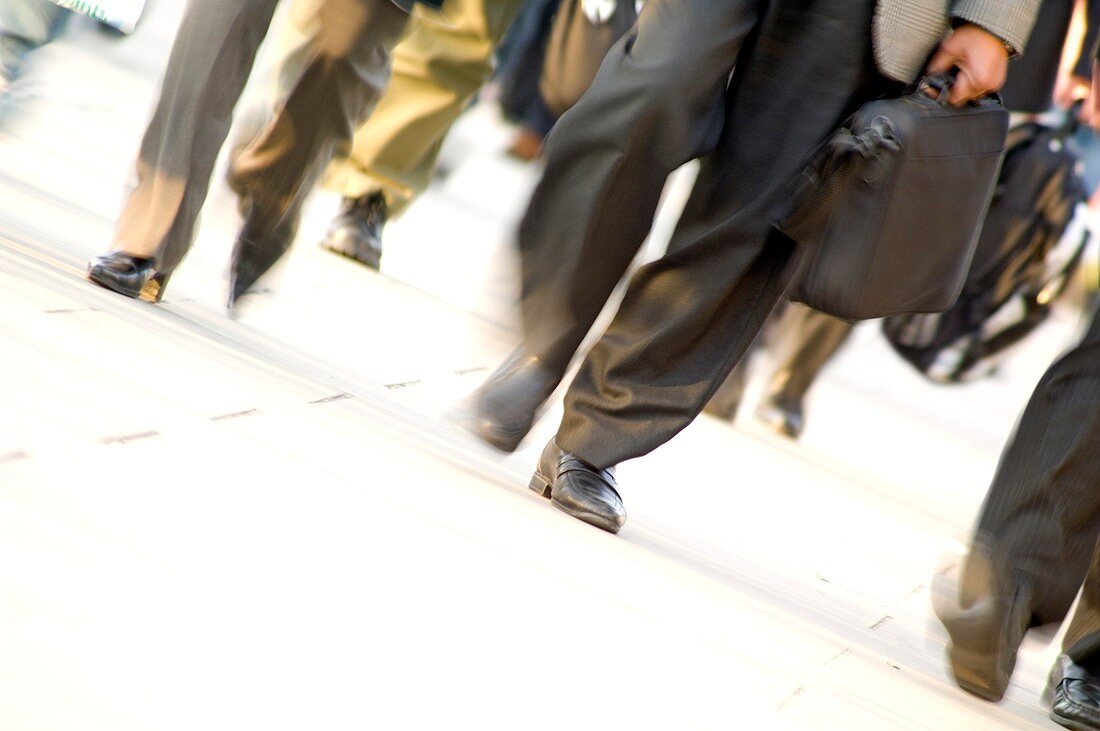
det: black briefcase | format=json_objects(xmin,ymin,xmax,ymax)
[{"xmin": 773, "ymin": 79, "xmax": 1009, "ymax": 321}]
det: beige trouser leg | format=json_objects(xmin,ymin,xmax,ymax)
[
  {"xmin": 321, "ymin": 0, "xmax": 525, "ymax": 217},
  {"xmin": 764, "ymin": 303, "xmax": 854, "ymax": 402},
  {"xmin": 111, "ymin": 0, "xmax": 280, "ymax": 273}
]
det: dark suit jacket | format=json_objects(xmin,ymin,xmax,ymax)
[{"xmin": 1000, "ymin": 0, "xmax": 1100, "ymax": 113}]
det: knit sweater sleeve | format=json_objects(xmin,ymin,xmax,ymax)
[{"xmin": 950, "ymin": 0, "xmax": 1041, "ymax": 55}]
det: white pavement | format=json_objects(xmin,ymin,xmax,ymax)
[{"xmin": 0, "ymin": 7, "xmax": 1095, "ymax": 730}]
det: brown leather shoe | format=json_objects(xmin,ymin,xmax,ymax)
[
  {"xmin": 933, "ymin": 531, "xmax": 1034, "ymax": 701},
  {"xmin": 528, "ymin": 439, "xmax": 626, "ymax": 534}
]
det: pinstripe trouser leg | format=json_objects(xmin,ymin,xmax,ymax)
[{"xmin": 975, "ymin": 307, "xmax": 1100, "ymax": 633}]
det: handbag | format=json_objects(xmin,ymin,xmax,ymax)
[
  {"xmin": 538, "ymin": 0, "xmax": 640, "ymax": 118},
  {"xmin": 47, "ymin": 0, "xmax": 146, "ymax": 33},
  {"xmin": 773, "ymin": 77, "xmax": 1009, "ymax": 321}
]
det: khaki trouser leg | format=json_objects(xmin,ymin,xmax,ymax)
[
  {"xmin": 765, "ymin": 303, "xmax": 855, "ymax": 401},
  {"xmin": 321, "ymin": 0, "xmax": 526, "ymax": 216}
]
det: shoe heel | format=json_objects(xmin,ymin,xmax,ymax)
[
  {"xmin": 140, "ymin": 272, "xmax": 171, "ymax": 303},
  {"xmin": 528, "ymin": 471, "xmax": 552, "ymax": 498},
  {"xmin": 947, "ymin": 645, "xmax": 1012, "ymax": 702}
]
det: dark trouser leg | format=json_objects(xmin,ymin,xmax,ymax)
[
  {"xmin": 229, "ymin": 0, "xmax": 409, "ymax": 241},
  {"xmin": 976, "ymin": 307, "xmax": 1100, "ymax": 627},
  {"xmin": 556, "ymin": 0, "xmax": 895, "ymax": 468},
  {"xmin": 111, "ymin": 0, "xmax": 280, "ymax": 273},
  {"xmin": 517, "ymin": 0, "xmax": 758, "ymax": 375},
  {"xmin": 1064, "ymin": 540, "xmax": 1100, "ymax": 667}
]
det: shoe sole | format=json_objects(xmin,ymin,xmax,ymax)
[
  {"xmin": 934, "ymin": 575, "xmax": 1030, "ymax": 702},
  {"xmin": 87, "ymin": 267, "xmax": 170, "ymax": 303},
  {"xmin": 947, "ymin": 645, "xmax": 1013, "ymax": 702},
  {"xmin": 464, "ymin": 413, "xmax": 527, "ymax": 454},
  {"xmin": 528, "ymin": 470, "xmax": 622, "ymax": 534},
  {"xmin": 320, "ymin": 239, "xmax": 381, "ymax": 270},
  {"xmin": 1049, "ymin": 709, "xmax": 1095, "ymax": 731},
  {"xmin": 87, "ymin": 269, "xmax": 141, "ymax": 299}
]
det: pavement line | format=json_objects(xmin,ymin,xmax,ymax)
[
  {"xmin": 99, "ymin": 430, "xmax": 160, "ymax": 445},
  {"xmin": 0, "ymin": 450, "xmax": 29, "ymax": 464},
  {"xmin": 384, "ymin": 380, "xmax": 423, "ymax": 390},
  {"xmin": 309, "ymin": 393, "xmax": 355, "ymax": 404},
  {"xmin": 210, "ymin": 409, "xmax": 260, "ymax": 422}
]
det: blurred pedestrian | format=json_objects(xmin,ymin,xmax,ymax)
[
  {"xmin": 85, "ymin": 0, "xmax": 442, "ymax": 307},
  {"xmin": 314, "ymin": 0, "xmax": 636, "ymax": 268},
  {"xmin": 0, "ymin": 0, "xmax": 69, "ymax": 93},
  {"xmin": 468, "ymin": 0, "xmax": 1039, "ymax": 534},
  {"xmin": 494, "ymin": 0, "xmax": 559, "ymax": 161},
  {"xmin": 315, "ymin": 0, "xmax": 528, "ymax": 268},
  {"xmin": 702, "ymin": 303, "xmax": 855, "ymax": 441}
]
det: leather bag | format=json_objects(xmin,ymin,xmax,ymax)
[
  {"xmin": 773, "ymin": 79, "xmax": 1010, "ymax": 321},
  {"xmin": 539, "ymin": 0, "xmax": 640, "ymax": 118}
]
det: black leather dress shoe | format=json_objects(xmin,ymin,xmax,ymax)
[
  {"xmin": 87, "ymin": 252, "xmax": 170, "ymax": 302},
  {"xmin": 467, "ymin": 350, "xmax": 561, "ymax": 453},
  {"xmin": 227, "ymin": 206, "xmax": 299, "ymax": 310},
  {"xmin": 933, "ymin": 531, "xmax": 1034, "ymax": 702},
  {"xmin": 529, "ymin": 439, "xmax": 626, "ymax": 534},
  {"xmin": 1048, "ymin": 654, "xmax": 1100, "ymax": 730},
  {"xmin": 320, "ymin": 193, "xmax": 386, "ymax": 270}
]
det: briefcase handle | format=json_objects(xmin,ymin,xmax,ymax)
[{"xmin": 916, "ymin": 72, "xmax": 1004, "ymax": 109}]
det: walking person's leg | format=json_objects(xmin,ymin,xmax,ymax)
[
  {"xmin": 0, "ymin": 0, "xmax": 70, "ymax": 87},
  {"xmin": 556, "ymin": 0, "xmax": 895, "ymax": 470},
  {"xmin": 476, "ymin": 0, "xmax": 903, "ymax": 532},
  {"xmin": 323, "ymin": 0, "xmax": 528, "ymax": 218},
  {"xmin": 755, "ymin": 304, "xmax": 855, "ymax": 439},
  {"xmin": 319, "ymin": 0, "xmax": 527, "ymax": 267},
  {"xmin": 936, "ymin": 307, "xmax": 1100, "ymax": 702},
  {"xmin": 225, "ymin": 0, "xmax": 411, "ymax": 304},
  {"xmin": 470, "ymin": 0, "xmax": 758, "ymax": 454},
  {"xmin": 88, "ymin": 0, "xmax": 281, "ymax": 301}
]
